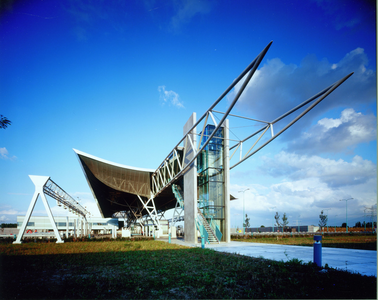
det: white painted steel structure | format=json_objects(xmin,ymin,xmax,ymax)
[
  {"xmin": 13, "ymin": 175, "xmax": 89, "ymax": 244},
  {"xmin": 72, "ymin": 41, "xmax": 353, "ymax": 243},
  {"xmin": 150, "ymin": 41, "xmax": 353, "ymax": 198},
  {"xmin": 148, "ymin": 42, "xmax": 352, "ymax": 243}
]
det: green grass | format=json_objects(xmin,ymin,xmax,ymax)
[
  {"xmin": 232, "ymin": 233, "xmax": 377, "ymax": 250},
  {"xmin": 0, "ymin": 238, "xmax": 376, "ymax": 299}
]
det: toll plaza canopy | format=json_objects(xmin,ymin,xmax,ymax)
[{"xmin": 73, "ymin": 149, "xmax": 177, "ymax": 219}]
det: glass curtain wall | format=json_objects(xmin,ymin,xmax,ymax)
[{"xmin": 197, "ymin": 125, "xmax": 225, "ymax": 240}]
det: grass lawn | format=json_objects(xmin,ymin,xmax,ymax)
[
  {"xmin": 0, "ymin": 238, "xmax": 376, "ymax": 299},
  {"xmin": 231, "ymin": 233, "xmax": 377, "ymax": 250}
]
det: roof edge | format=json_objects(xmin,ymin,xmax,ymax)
[{"xmin": 73, "ymin": 148, "xmax": 155, "ymax": 173}]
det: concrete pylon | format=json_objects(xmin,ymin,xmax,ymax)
[
  {"xmin": 224, "ymin": 119, "xmax": 231, "ymax": 243},
  {"xmin": 183, "ymin": 113, "xmax": 197, "ymax": 243}
]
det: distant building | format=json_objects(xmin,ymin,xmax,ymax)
[{"xmin": 16, "ymin": 215, "xmax": 118, "ymax": 237}]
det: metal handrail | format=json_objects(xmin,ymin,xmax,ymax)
[{"xmin": 197, "ymin": 208, "xmax": 219, "ymax": 243}]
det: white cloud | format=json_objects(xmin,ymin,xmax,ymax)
[
  {"xmin": 260, "ymin": 151, "xmax": 376, "ymax": 188},
  {"xmin": 0, "ymin": 147, "xmax": 16, "ymax": 160},
  {"xmin": 229, "ymin": 152, "xmax": 376, "ymax": 227},
  {"xmin": 230, "ymin": 48, "xmax": 376, "ymax": 139},
  {"xmin": 0, "ymin": 209, "xmax": 19, "ymax": 215},
  {"xmin": 287, "ymin": 108, "xmax": 376, "ymax": 154},
  {"xmin": 0, "ymin": 147, "xmax": 9, "ymax": 159},
  {"xmin": 0, "ymin": 208, "xmax": 22, "ymax": 223},
  {"xmin": 158, "ymin": 85, "xmax": 184, "ymax": 108}
]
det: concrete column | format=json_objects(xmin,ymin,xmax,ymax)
[
  {"xmin": 82, "ymin": 219, "xmax": 85, "ymax": 236},
  {"xmin": 66, "ymin": 216, "xmax": 69, "ymax": 239},
  {"xmin": 74, "ymin": 219, "xmax": 77, "ymax": 238},
  {"xmin": 80, "ymin": 219, "xmax": 83, "ymax": 238},
  {"xmin": 112, "ymin": 225, "xmax": 117, "ymax": 238},
  {"xmin": 85, "ymin": 220, "xmax": 88, "ymax": 236},
  {"xmin": 171, "ymin": 226, "xmax": 177, "ymax": 238},
  {"xmin": 183, "ymin": 113, "xmax": 197, "ymax": 244},
  {"xmin": 224, "ymin": 119, "xmax": 231, "ymax": 243}
]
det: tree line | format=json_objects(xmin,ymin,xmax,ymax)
[
  {"xmin": 241, "ymin": 211, "xmax": 376, "ymax": 231},
  {"xmin": 1, "ymin": 223, "xmax": 17, "ymax": 228}
]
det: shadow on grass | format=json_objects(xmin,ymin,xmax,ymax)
[{"xmin": 0, "ymin": 240, "xmax": 376, "ymax": 299}]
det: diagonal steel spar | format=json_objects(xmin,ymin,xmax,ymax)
[
  {"xmin": 150, "ymin": 41, "xmax": 353, "ymax": 199},
  {"xmin": 151, "ymin": 41, "xmax": 273, "ymax": 197}
]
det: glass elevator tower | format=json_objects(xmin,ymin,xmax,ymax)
[{"xmin": 197, "ymin": 124, "xmax": 225, "ymax": 241}]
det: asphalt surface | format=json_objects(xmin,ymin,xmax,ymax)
[{"xmin": 159, "ymin": 237, "xmax": 377, "ymax": 277}]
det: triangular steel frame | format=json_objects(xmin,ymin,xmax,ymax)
[{"xmin": 13, "ymin": 175, "xmax": 64, "ymax": 244}]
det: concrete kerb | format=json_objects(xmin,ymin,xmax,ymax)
[{"xmin": 158, "ymin": 237, "xmax": 377, "ymax": 277}]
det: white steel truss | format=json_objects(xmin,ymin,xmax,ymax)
[
  {"xmin": 151, "ymin": 41, "xmax": 273, "ymax": 198},
  {"xmin": 150, "ymin": 41, "xmax": 353, "ymax": 201},
  {"xmin": 75, "ymin": 42, "xmax": 353, "ymax": 232},
  {"xmin": 44, "ymin": 178, "xmax": 89, "ymax": 218},
  {"xmin": 14, "ymin": 175, "xmax": 89, "ymax": 244},
  {"xmin": 136, "ymin": 195, "xmax": 161, "ymax": 232}
]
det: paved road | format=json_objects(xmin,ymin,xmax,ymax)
[{"xmin": 160, "ymin": 238, "xmax": 377, "ymax": 277}]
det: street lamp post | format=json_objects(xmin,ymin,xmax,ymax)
[
  {"xmin": 340, "ymin": 198, "xmax": 353, "ymax": 233},
  {"xmin": 238, "ymin": 188, "xmax": 249, "ymax": 235}
]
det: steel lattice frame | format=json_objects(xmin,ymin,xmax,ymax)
[
  {"xmin": 44, "ymin": 178, "xmax": 89, "ymax": 218},
  {"xmin": 150, "ymin": 41, "xmax": 353, "ymax": 201},
  {"xmin": 14, "ymin": 176, "xmax": 90, "ymax": 244},
  {"xmin": 76, "ymin": 41, "xmax": 353, "ymax": 233}
]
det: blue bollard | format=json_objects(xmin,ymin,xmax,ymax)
[
  {"xmin": 313, "ymin": 235, "xmax": 322, "ymax": 267},
  {"xmin": 169, "ymin": 233, "xmax": 171, "ymax": 243},
  {"xmin": 201, "ymin": 236, "xmax": 205, "ymax": 249}
]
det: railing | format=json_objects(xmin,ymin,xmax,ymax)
[
  {"xmin": 172, "ymin": 185, "xmax": 184, "ymax": 209},
  {"xmin": 196, "ymin": 215, "xmax": 209, "ymax": 244},
  {"xmin": 209, "ymin": 218, "xmax": 222, "ymax": 242},
  {"xmin": 198, "ymin": 209, "xmax": 219, "ymax": 243},
  {"xmin": 215, "ymin": 225, "xmax": 222, "ymax": 241}
]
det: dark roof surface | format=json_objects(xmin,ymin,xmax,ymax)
[{"xmin": 74, "ymin": 149, "xmax": 177, "ymax": 219}]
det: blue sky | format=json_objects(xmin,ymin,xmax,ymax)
[{"xmin": 1, "ymin": 0, "xmax": 376, "ymax": 229}]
